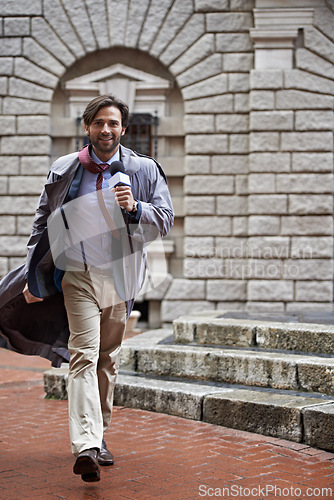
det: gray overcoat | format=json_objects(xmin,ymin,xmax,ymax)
[{"xmin": 0, "ymin": 146, "xmax": 174, "ymax": 366}]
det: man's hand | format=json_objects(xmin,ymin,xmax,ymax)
[
  {"xmin": 23, "ymin": 283, "xmax": 44, "ymax": 304},
  {"xmin": 113, "ymin": 185, "xmax": 135, "ymax": 212}
]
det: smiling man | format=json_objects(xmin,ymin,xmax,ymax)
[{"xmin": 2, "ymin": 94, "xmax": 174, "ymax": 482}]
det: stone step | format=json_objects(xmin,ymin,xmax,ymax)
[
  {"xmin": 43, "ymin": 365, "xmax": 334, "ymax": 451},
  {"xmin": 120, "ymin": 329, "xmax": 334, "ymax": 395},
  {"xmin": 114, "ymin": 373, "xmax": 334, "ymax": 451},
  {"xmin": 173, "ymin": 311, "xmax": 334, "ymax": 355}
]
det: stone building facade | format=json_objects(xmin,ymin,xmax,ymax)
[{"xmin": 0, "ymin": 0, "xmax": 333, "ymax": 325}]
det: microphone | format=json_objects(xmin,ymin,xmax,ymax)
[{"xmin": 109, "ymin": 161, "xmax": 131, "ymax": 188}]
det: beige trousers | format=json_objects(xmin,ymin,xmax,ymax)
[{"xmin": 62, "ymin": 270, "xmax": 127, "ymax": 456}]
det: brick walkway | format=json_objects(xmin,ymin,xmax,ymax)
[{"xmin": 1, "ymin": 349, "xmax": 334, "ymax": 499}]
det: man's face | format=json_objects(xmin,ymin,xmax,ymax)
[{"xmin": 84, "ymin": 105, "xmax": 126, "ymax": 161}]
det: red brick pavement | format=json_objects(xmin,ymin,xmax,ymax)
[{"xmin": 1, "ymin": 349, "xmax": 334, "ymax": 499}]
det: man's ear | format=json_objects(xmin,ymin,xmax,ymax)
[
  {"xmin": 84, "ymin": 125, "xmax": 90, "ymax": 135},
  {"xmin": 121, "ymin": 128, "xmax": 126, "ymax": 136}
]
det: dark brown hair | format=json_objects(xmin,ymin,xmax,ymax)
[{"xmin": 82, "ymin": 94, "xmax": 130, "ymax": 128}]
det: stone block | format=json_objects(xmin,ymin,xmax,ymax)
[
  {"xmin": 295, "ymin": 111, "xmax": 334, "ymax": 131},
  {"xmin": 23, "ymin": 38, "xmax": 65, "ymax": 76},
  {"xmin": 17, "ymin": 216, "xmax": 35, "ymax": 235},
  {"xmin": 276, "ymin": 90, "xmax": 333, "ymax": 110},
  {"xmin": 0, "ymin": 236, "xmax": 27, "ymax": 256},
  {"xmin": 185, "ymin": 196, "xmax": 214, "ymax": 215},
  {"xmin": 295, "ymin": 281, "xmax": 333, "ymax": 303},
  {"xmin": 281, "ymin": 132, "xmax": 333, "ymax": 152},
  {"xmin": 297, "ymin": 47, "xmax": 334, "ymax": 81},
  {"xmin": 225, "ymin": 258, "xmax": 283, "ymax": 280},
  {"xmin": 233, "ymin": 216, "xmax": 248, "ymax": 236},
  {"xmin": 177, "ymin": 54, "xmax": 222, "ymax": 88},
  {"xmin": 165, "ymin": 279, "xmax": 206, "ymax": 300},
  {"xmin": 291, "ymin": 237, "xmax": 333, "ymax": 259},
  {"xmin": 303, "ymin": 403, "xmax": 334, "ymax": 451},
  {"xmin": 125, "ymin": 0, "xmax": 150, "ymax": 48},
  {"xmin": 0, "ymin": 196, "xmax": 39, "ymax": 215},
  {"xmin": 185, "ymin": 175, "xmax": 234, "ymax": 195},
  {"xmin": 185, "ymin": 94, "xmax": 233, "ymax": 114},
  {"xmin": 0, "ymin": 116, "xmax": 15, "ymax": 135},
  {"xmin": 207, "ymin": 280, "xmax": 246, "ymax": 301},
  {"xmin": 234, "ymin": 175, "xmax": 247, "ymax": 195},
  {"xmin": 184, "ymin": 258, "xmax": 226, "ymax": 279},
  {"xmin": 250, "ymin": 70, "xmax": 283, "ymax": 89},
  {"xmin": 215, "ymin": 114, "xmax": 249, "ymax": 133},
  {"xmin": 247, "ymin": 280, "xmax": 294, "ymax": 301},
  {"xmin": 185, "ymin": 155, "xmax": 210, "ymax": 175},
  {"xmin": 1, "ymin": 136, "xmax": 51, "ymax": 156},
  {"xmin": 217, "ymin": 195, "xmax": 247, "ymax": 215},
  {"xmin": 171, "ymin": 34, "xmax": 215, "ymax": 76},
  {"xmin": 0, "ymin": 38, "xmax": 21, "ymax": 56},
  {"xmin": 161, "ymin": 300, "xmax": 215, "ymax": 322},
  {"xmin": 216, "ymin": 33, "xmax": 252, "ymax": 53},
  {"xmin": 248, "ymin": 173, "xmax": 275, "ymax": 193},
  {"xmin": 17, "ymin": 116, "xmax": 51, "ymax": 135},
  {"xmin": 184, "ymin": 237, "xmax": 215, "ymax": 257},
  {"xmin": 292, "ymin": 153, "xmax": 333, "ymax": 172},
  {"xmin": 0, "ymin": 1, "xmax": 42, "ymax": 15},
  {"xmin": 0, "ymin": 257, "xmax": 8, "ymax": 277},
  {"xmin": 44, "ymin": 0, "xmax": 85, "ymax": 58},
  {"xmin": 285, "ymin": 68, "xmax": 334, "ymax": 96},
  {"xmin": 161, "ymin": 14, "xmax": 205, "ymax": 66},
  {"xmin": 9, "ymin": 77, "xmax": 53, "ymax": 102},
  {"xmin": 250, "ymin": 111, "xmax": 293, "ymax": 131},
  {"xmin": 0, "ymin": 156, "xmax": 19, "ymax": 175},
  {"xmin": 281, "ymin": 216, "xmax": 333, "ymax": 236},
  {"xmin": 228, "ymin": 73, "xmax": 250, "ymax": 92},
  {"xmin": 203, "ymin": 390, "xmax": 322, "ymax": 443},
  {"xmin": 248, "ymin": 195, "xmax": 288, "ymax": 215},
  {"xmin": 229, "ymin": 134, "xmax": 249, "ymax": 154},
  {"xmin": 212, "ymin": 155, "xmax": 248, "ymax": 174},
  {"xmin": 185, "ymin": 216, "xmax": 232, "ymax": 236},
  {"xmin": 223, "ymin": 53, "xmax": 253, "ymax": 72},
  {"xmin": 3, "ymin": 97, "xmax": 50, "ymax": 115},
  {"xmin": 249, "ymin": 91, "xmax": 275, "ymax": 110},
  {"xmin": 114, "ymin": 374, "xmax": 229, "ymax": 421},
  {"xmin": 298, "ymin": 358, "xmax": 334, "ymax": 395},
  {"xmin": 247, "ymin": 237, "xmax": 290, "ymax": 259},
  {"xmin": 248, "ymin": 216, "xmax": 280, "ymax": 235},
  {"xmin": 44, "ymin": 367, "xmax": 68, "ymax": 400},
  {"xmin": 216, "ymin": 237, "xmax": 247, "ymax": 258},
  {"xmin": 194, "ymin": 0, "xmax": 229, "ymax": 11},
  {"xmin": 0, "ymin": 77, "xmax": 8, "ymax": 96},
  {"xmin": 289, "ymin": 195, "xmax": 333, "ymax": 215},
  {"xmin": 0, "ymin": 57, "xmax": 13, "ymax": 75},
  {"xmin": 184, "ymin": 114, "xmax": 214, "ymax": 134},
  {"xmin": 182, "ymin": 73, "xmax": 228, "ymax": 101},
  {"xmin": 249, "ymin": 153, "xmax": 290, "ymax": 173},
  {"xmin": 249, "ymin": 132, "xmax": 279, "ymax": 152},
  {"xmin": 14, "ymin": 57, "xmax": 58, "ymax": 88},
  {"xmin": 0, "ymin": 216, "xmax": 15, "ymax": 235},
  {"xmin": 283, "ymin": 259, "xmax": 333, "ymax": 281},
  {"xmin": 185, "ymin": 135, "xmax": 228, "ymax": 155},
  {"xmin": 4, "ymin": 17, "xmax": 30, "ymax": 37},
  {"xmin": 151, "ymin": 0, "xmax": 193, "ymax": 57},
  {"xmin": 21, "ymin": 156, "xmax": 50, "ymax": 175},
  {"xmin": 207, "ymin": 12, "xmax": 253, "ymax": 32},
  {"xmin": 234, "ymin": 93, "xmax": 249, "ymax": 113},
  {"xmin": 8, "ymin": 176, "xmax": 46, "ymax": 195}
]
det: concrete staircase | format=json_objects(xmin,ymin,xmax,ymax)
[{"xmin": 44, "ymin": 310, "xmax": 334, "ymax": 451}]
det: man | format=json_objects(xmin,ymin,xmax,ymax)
[{"xmin": 0, "ymin": 94, "xmax": 174, "ymax": 482}]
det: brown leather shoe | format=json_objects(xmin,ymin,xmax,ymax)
[
  {"xmin": 98, "ymin": 439, "xmax": 114, "ymax": 466},
  {"xmin": 73, "ymin": 448, "xmax": 100, "ymax": 482}
]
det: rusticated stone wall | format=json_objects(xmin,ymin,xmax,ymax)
[{"xmin": 0, "ymin": 0, "xmax": 333, "ymax": 324}]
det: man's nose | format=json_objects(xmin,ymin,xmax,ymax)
[{"xmin": 101, "ymin": 123, "xmax": 111, "ymax": 134}]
